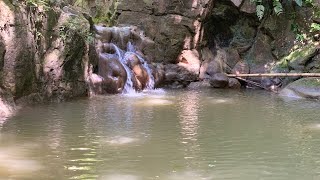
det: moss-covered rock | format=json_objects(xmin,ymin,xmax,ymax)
[
  {"xmin": 280, "ymin": 77, "xmax": 320, "ymax": 99},
  {"xmin": 286, "ymin": 44, "xmax": 319, "ymax": 71}
]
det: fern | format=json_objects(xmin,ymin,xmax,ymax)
[
  {"xmin": 273, "ymin": 0, "xmax": 283, "ymax": 15},
  {"xmin": 256, "ymin": 5, "xmax": 265, "ymax": 20}
]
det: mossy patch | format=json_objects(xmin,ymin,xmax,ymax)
[
  {"xmin": 290, "ymin": 77, "xmax": 320, "ymax": 88},
  {"xmin": 46, "ymin": 8, "xmax": 60, "ymax": 46},
  {"xmin": 276, "ymin": 43, "xmax": 319, "ymax": 69}
]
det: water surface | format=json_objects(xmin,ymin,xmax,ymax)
[{"xmin": 1, "ymin": 89, "xmax": 320, "ymax": 179}]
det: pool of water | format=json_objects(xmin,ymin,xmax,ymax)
[{"xmin": 1, "ymin": 89, "xmax": 320, "ymax": 180}]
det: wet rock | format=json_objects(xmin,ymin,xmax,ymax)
[
  {"xmin": 209, "ymin": 73, "xmax": 229, "ymax": 88},
  {"xmin": 126, "ymin": 54, "xmax": 149, "ymax": 90},
  {"xmin": 228, "ymin": 78, "xmax": 241, "ymax": 89},
  {"xmin": 98, "ymin": 55, "xmax": 127, "ymax": 94},
  {"xmin": 150, "ymin": 63, "xmax": 165, "ymax": 88},
  {"xmin": 188, "ymin": 80, "xmax": 211, "ymax": 89},
  {"xmin": 164, "ymin": 64, "xmax": 198, "ymax": 88},
  {"xmin": 280, "ymin": 77, "xmax": 320, "ymax": 99}
]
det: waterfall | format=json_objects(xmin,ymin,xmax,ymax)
[
  {"xmin": 106, "ymin": 42, "xmax": 155, "ymax": 94},
  {"xmin": 125, "ymin": 42, "xmax": 155, "ymax": 90}
]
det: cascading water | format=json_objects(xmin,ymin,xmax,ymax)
[
  {"xmin": 109, "ymin": 43, "xmax": 135, "ymax": 94},
  {"xmin": 94, "ymin": 25, "xmax": 157, "ymax": 95},
  {"xmin": 125, "ymin": 42, "xmax": 155, "ymax": 89},
  {"xmin": 106, "ymin": 42, "xmax": 155, "ymax": 94}
]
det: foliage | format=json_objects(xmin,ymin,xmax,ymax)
[
  {"xmin": 59, "ymin": 17, "xmax": 93, "ymax": 44},
  {"xmin": 311, "ymin": 23, "xmax": 320, "ymax": 32},
  {"xmin": 92, "ymin": 0, "xmax": 119, "ymax": 25},
  {"xmin": 25, "ymin": 0, "xmax": 51, "ymax": 10},
  {"xmin": 250, "ymin": 0, "xmax": 313, "ymax": 20}
]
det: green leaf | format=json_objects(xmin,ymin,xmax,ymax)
[
  {"xmin": 311, "ymin": 23, "xmax": 320, "ymax": 32},
  {"xmin": 273, "ymin": 0, "xmax": 283, "ymax": 15},
  {"xmin": 256, "ymin": 5, "xmax": 265, "ymax": 20},
  {"xmin": 294, "ymin": 0, "xmax": 303, "ymax": 6}
]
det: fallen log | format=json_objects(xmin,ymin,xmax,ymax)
[{"xmin": 227, "ymin": 73, "xmax": 320, "ymax": 78}]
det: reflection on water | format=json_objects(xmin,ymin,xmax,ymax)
[
  {"xmin": 106, "ymin": 136, "xmax": 138, "ymax": 145},
  {"xmin": 1, "ymin": 89, "xmax": 320, "ymax": 179},
  {"xmin": 100, "ymin": 174, "xmax": 141, "ymax": 180},
  {"xmin": 0, "ymin": 143, "xmax": 43, "ymax": 178},
  {"xmin": 177, "ymin": 91, "xmax": 201, "ymax": 169}
]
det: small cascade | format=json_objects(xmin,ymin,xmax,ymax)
[
  {"xmin": 125, "ymin": 42, "xmax": 155, "ymax": 90},
  {"xmin": 109, "ymin": 43, "xmax": 135, "ymax": 94},
  {"xmin": 92, "ymin": 25, "xmax": 161, "ymax": 95},
  {"xmin": 104, "ymin": 42, "xmax": 155, "ymax": 94}
]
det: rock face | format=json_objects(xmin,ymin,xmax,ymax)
[
  {"xmin": 280, "ymin": 78, "xmax": 320, "ymax": 99},
  {"xmin": 0, "ymin": 2, "xmax": 90, "ymax": 107},
  {"xmin": 112, "ymin": 0, "xmax": 213, "ymax": 63}
]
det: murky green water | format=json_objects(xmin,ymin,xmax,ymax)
[{"xmin": 1, "ymin": 89, "xmax": 320, "ymax": 180}]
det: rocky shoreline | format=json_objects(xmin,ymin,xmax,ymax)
[{"xmin": 0, "ymin": 0, "xmax": 320, "ymax": 120}]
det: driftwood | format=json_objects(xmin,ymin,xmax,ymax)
[{"xmin": 227, "ymin": 73, "xmax": 320, "ymax": 78}]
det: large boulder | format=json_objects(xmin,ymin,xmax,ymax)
[
  {"xmin": 209, "ymin": 73, "xmax": 229, "ymax": 88},
  {"xmin": 97, "ymin": 55, "xmax": 127, "ymax": 94},
  {"xmin": 164, "ymin": 64, "xmax": 198, "ymax": 88},
  {"xmin": 280, "ymin": 77, "xmax": 320, "ymax": 99},
  {"xmin": 286, "ymin": 44, "xmax": 319, "ymax": 71},
  {"xmin": 199, "ymin": 48, "xmax": 228, "ymax": 79}
]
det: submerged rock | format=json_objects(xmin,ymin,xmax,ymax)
[
  {"xmin": 188, "ymin": 80, "xmax": 211, "ymax": 89},
  {"xmin": 280, "ymin": 78, "xmax": 320, "ymax": 99}
]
